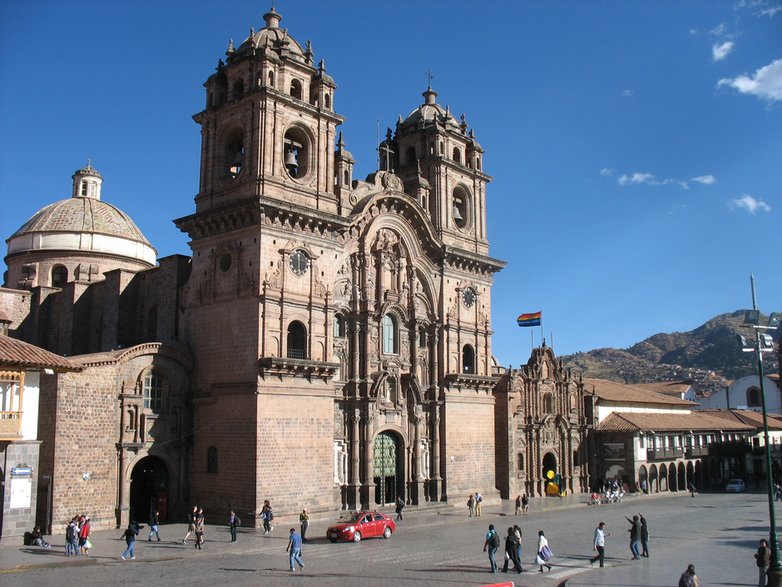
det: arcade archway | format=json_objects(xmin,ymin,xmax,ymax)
[{"xmin": 130, "ymin": 456, "xmax": 169, "ymax": 524}]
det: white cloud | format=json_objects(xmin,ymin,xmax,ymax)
[
  {"xmin": 760, "ymin": 6, "xmax": 782, "ymax": 17},
  {"xmin": 718, "ymin": 58, "xmax": 782, "ymax": 101},
  {"xmin": 617, "ymin": 172, "xmax": 716, "ymax": 189},
  {"xmin": 732, "ymin": 194, "xmax": 771, "ymax": 214},
  {"xmin": 620, "ymin": 89, "xmax": 634, "ymax": 97},
  {"xmin": 712, "ymin": 41, "xmax": 735, "ymax": 61},
  {"xmin": 710, "ymin": 23, "xmax": 727, "ymax": 36},
  {"xmin": 599, "ymin": 168, "xmax": 612, "ymax": 177},
  {"xmin": 618, "ymin": 172, "xmax": 655, "ymax": 186}
]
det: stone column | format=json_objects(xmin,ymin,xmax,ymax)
[
  {"xmin": 430, "ymin": 403, "xmax": 442, "ymax": 501},
  {"xmin": 360, "ymin": 411, "xmax": 373, "ymax": 509},
  {"xmin": 348, "ymin": 410, "xmax": 361, "ymax": 509},
  {"xmin": 117, "ymin": 447, "xmax": 130, "ymax": 528}
]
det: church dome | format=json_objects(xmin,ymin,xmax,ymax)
[
  {"xmin": 5, "ymin": 164, "xmax": 157, "ymax": 281},
  {"xmin": 237, "ymin": 9, "xmax": 307, "ymax": 64},
  {"xmin": 401, "ymin": 87, "xmax": 461, "ymax": 131}
]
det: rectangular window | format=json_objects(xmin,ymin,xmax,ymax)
[{"xmin": 143, "ymin": 374, "xmax": 162, "ymax": 413}]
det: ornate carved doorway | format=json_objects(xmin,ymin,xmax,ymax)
[{"xmin": 373, "ymin": 431, "xmax": 402, "ymax": 505}]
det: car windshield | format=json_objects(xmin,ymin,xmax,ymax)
[
  {"xmin": 728, "ymin": 479, "xmax": 742, "ymax": 484},
  {"xmin": 337, "ymin": 512, "xmax": 364, "ymax": 523}
]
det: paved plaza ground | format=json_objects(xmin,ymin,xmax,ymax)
[{"xmin": 0, "ymin": 491, "xmax": 772, "ymax": 586}]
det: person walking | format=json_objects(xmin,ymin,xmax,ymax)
[
  {"xmin": 589, "ymin": 521, "xmax": 609, "ymax": 567},
  {"xmin": 183, "ymin": 505, "xmax": 197, "ymax": 544},
  {"xmin": 625, "ymin": 515, "xmax": 641, "ymax": 560},
  {"xmin": 514, "ymin": 495, "xmax": 522, "ymax": 515},
  {"xmin": 640, "ymin": 513, "xmax": 650, "ymax": 557},
  {"xmin": 229, "ymin": 510, "xmax": 241, "ymax": 543},
  {"xmin": 261, "ymin": 500, "xmax": 274, "ymax": 534},
  {"xmin": 395, "ymin": 495, "xmax": 405, "ymax": 520},
  {"xmin": 522, "ymin": 494, "xmax": 529, "ymax": 514},
  {"xmin": 678, "ymin": 563, "xmax": 700, "ymax": 587},
  {"xmin": 513, "ymin": 524, "xmax": 523, "ymax": 571},
  {"xmin": 194, "ymin": 508, "xmax": 205, "ymax": 549},
  {"xmin": 286, "ymin": 528, "xmax": 305, "ymax": 572},
  {"xmin": 483, "ymin": 524, "xmax": 500, "ymax": 574},
  {"xmin": 468, "ymin": 494, "xmax": 475, "ymax": 517},
  {"xmin": 120, "ymin": 521, "xmax": 140, "ymax": 560},
  {"xmin": 148, "ymin": 511, "xmax": 161, "ymax": 542},
  {"xmin": 755, "ymin": 538, "xmax": 770, "ymax": 587},
  {"xmin": 475, "ymin": 492, "xmax": 483, "ymax": 516},
  {"xmin": 501, "ymin": 526, "xmax": 523, "ymax": 573},
  {"xmin": 535, "ymin": 529, "xmax": 553, "ymax": 572},
  {"xmin": 299, "ymin": 509, "xmax": 309, "ymax": 542}
]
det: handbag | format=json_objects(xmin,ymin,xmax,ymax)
[
  {"xmin": 541, "ymin": 545, "xmax": 553, "ymax": 561},
  {"xmin": 85, "ymin": 539, "xmax": 93, "ymax": 549}
]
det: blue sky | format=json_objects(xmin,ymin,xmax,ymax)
[{"xmin": 1, "ymin": 1, "xmax": 780, "ymax": 367}]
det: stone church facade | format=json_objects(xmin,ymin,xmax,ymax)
[
  {"xmin": 2, "ymin": 9, "xmax": 563, "ymax": 532},
  {"xmin": 494, "ymin": 344, "xmax": 592, "ymax": 498}
]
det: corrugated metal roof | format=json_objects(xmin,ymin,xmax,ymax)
[{"xmin": 0, "ymin": 335, "xmax": 82, "ymax": 372}]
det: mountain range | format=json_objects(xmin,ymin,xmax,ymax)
[{"xmin": 560, "ymin": 310, "xmax": 780, "ymax": 395}]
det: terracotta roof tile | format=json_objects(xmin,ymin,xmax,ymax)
[
  {"xmin": 584, "ymin": 378, "xmax": 695, "ymax": 407},
  {"xmin": 0, "ymin": 335, "xmax": 82, "ymax": 372},
  {"xmin": 699, "ymin": 409, "xmax": 782, "ymax": 430},
  {"xmin": 595, "ymin": 411, "xmax": 755, "ymax": 432}
]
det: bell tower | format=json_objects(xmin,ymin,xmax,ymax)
[
  {"xmin": 193, "ymin": 8, "xmax": 344, "ymax": 215},
  {"xmin": 384, "ymin": 86, "xmax": 490, "ymax": 256}
]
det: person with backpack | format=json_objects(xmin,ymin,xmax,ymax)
[
  {"xmin": 229, "ymin": 510, "xmax": 241, "ymax": 543},
  {"xmin": 395, "ymin": 495, "xmax": 405, "ymax": 520},
  {"xmin": 66, "ymin": 517, "xmax": 80, "ymax": 557},
  {"xmin": 483, "ymin": 523, "xmax": 500, "ymax": 573},
  {"xmin": 468, "ymin": 494, "xmax": 475, "ymax": 517},
  {"xmin": 120, "ymin": 520, "xmax": 141, "ymax": 560}
]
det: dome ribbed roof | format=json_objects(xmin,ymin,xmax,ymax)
[
  {"xmin": 237, "ymin": 9, "xmax": 307, "ymax": 63},
  {"xmin": 10, "ymin": 197, "xmax": 151, "ymax": 244},
  {"xmin": 401, "ymin": 87, "xmax": 460, "ymax": 131}
]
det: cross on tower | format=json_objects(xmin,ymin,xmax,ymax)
[{"xmin": 425, "ymin": 69, "xmax": 434, "ymax": 89}]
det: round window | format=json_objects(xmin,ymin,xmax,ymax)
[
  {"xmin": 289, "ymin": 250, "xmax": 309, "ymax": 276},
  {"xmin": 219, "ymin": 253, "xmax": 232, "ymax": 272}
]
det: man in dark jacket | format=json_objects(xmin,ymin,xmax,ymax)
[
  {"xmin": 755, "ymin": 538, "xmax": 770, "ymax": 587},
  {"xmin": 639, "ymin": 513, "xmax": 650, "ymax": 557},
  {"xmin": 625, "ymin": 515, "xmax": 641, "ymax": 560}
]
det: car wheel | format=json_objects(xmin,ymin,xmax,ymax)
[
  {"xmin": 383, "ymin": 526, "xmax": 392, "ymax": 539},
  {"xmin": 352, "ymin": 531, "xmax": 362, "ymax": 542},
  {"xmin": 329, "ymin": 538, "xmax": 337, "ymax": 543}
]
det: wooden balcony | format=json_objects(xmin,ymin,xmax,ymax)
[
  {"xmin": 0, "ymin": 411, "xmax": 22, "ymax": 439},
  {"xmin": 685, "ymin": 446, "xmax": 710, "ymax": 458},
  {"xmin": 646, "ymin": 447, "xmax": 684, "ymax": 460}
]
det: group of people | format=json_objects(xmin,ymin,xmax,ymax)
[
  {"xmin": 467, "ymin": 492, "xmax": 483, "ymax": 517},
  {"xmin": 182, "ymin": 506, "xmax": 206, "ymax": 549},
  {"xmin": 481, "ymin": 524, "xmax": 552, "ymax": 574},
  {"xmin": 514, "ymin": 494, "xmax": 530, "ymax": 515},
  {"xmin": 65, "ymin": 514, "xmax": 91, "ymax": 557}
]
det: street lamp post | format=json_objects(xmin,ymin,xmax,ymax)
[{"xmin": 740, "ymin": 276, "xmax": 781, "ymax": 587}]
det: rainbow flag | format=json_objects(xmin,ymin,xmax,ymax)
[{"xmin": 517, "ymin": 311, "xmax": 541, "ymax": 327}]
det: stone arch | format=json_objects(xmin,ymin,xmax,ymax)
[
  {"xmin": 638, "ymin": 464, "xmax": 648, "ymax": 493},
  {"xmin": 678, "ymin": 462, "xmax": 687, "ymax": 491},
  {"xmin": 659, "ymin": 463, "xmax": 668, "ymax": 492},
  {"xmin": 669, "ymin": 462, "xmax": 678, "ymax": 492},
  {"xmin": 125, "ymin": 450, "xmax": 178, "ymax": 524},
  {"xmin": 649, "ymin": 464, "xmax": 658, "ymax": 493}
]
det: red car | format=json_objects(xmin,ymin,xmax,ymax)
[{"xmin": 327, "ymin": 511, "xmax": 396, "ymax": 542}]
